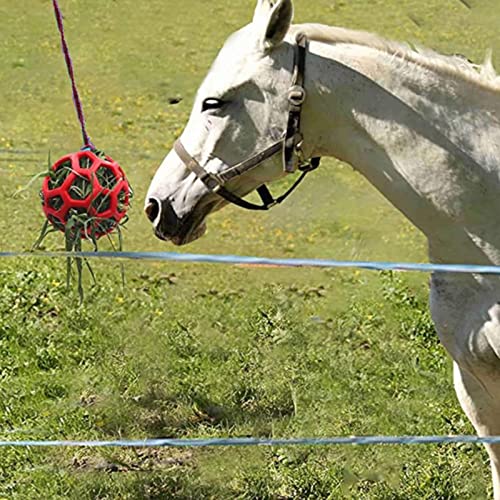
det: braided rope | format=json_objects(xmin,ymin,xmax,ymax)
[{"xmin": 52, "ymin": 0, "xmax": 94, "ymax": 149}]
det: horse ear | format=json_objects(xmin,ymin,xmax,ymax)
[
  {"xmin": 253, "ymin": 0, "xmax": 294, "ymax": 51},
  {"xmin": 253, "ymin": 0, "xmax": 271, "ymax": 23}
]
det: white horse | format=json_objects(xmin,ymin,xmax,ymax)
[{"xmin": 145, "ymin": 0, "xmax": 500, "ymax": 495}]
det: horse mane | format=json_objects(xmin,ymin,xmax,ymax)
[{"xmin": 290, "ymin": 23, "xmax": 500, "ymax": 92}]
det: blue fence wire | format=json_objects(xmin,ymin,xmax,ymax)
[
  {"xmin": 0, "ymin": 149, "xmax": 41, "ymax": 155},
  {"xmin": 1, "ymin": 436, "xmax": 500, "ymax": 448},
  {"xmin": 2, "ymin": 250, "xmax": 500, "ymax": 275},
  {"xmin": 2, "ymin": 249, "xmax": 500, "ymax": 449}
]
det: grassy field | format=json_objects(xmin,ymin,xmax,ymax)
[{"xmin": 1, "ymin": 0, "xmax": 500, "ymax": 498}]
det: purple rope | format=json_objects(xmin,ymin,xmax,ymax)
[{"xmin": 52, "ymin": 0, "xmax": 94, "ymax": 149}]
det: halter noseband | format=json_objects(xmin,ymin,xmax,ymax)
[{"xmin": 173, "ymin": 33, "xmax": 321, "ymax": 211}]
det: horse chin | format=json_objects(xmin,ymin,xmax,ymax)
[
  {"xmin": 170, "ymin": 221, "xmax": 207, "ymax": 246},
  {"xmin": 153, "ymin": 218, "xmax": 207, "ymax": 246},
  {"xmin": 153, "ymin": 197, "xmax": 220, "ymax": 246}
]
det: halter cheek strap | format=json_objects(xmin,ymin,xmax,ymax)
[
  {"xmin": 173, "ymin": 33, "xmax": 321, "ymax": 212},
  {"xmin": 284, "ymin": 32, "xmax": 308, "ymax": 173}
]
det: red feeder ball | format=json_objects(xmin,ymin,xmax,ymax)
[{"xmin": 41, "ymin": 149, "xmax": 131, "ymax": 239}]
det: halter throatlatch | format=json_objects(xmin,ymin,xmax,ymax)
[{"xmin": 173, "ymin": 33, "xmax": 321, "ymax": 211}]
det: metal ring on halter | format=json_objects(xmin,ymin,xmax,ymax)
[{"xmin": 201, "ymin": 174, "xmax": 223, "ymax": 193}]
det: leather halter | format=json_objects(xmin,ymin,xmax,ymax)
[{"xmin": 173, "ymin": 33, "xmax": 321, "ymax": 211}]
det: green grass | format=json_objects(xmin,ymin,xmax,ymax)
[{"xmin": 1, "ymin": 0, "xmax": 499, "ymax": 498}]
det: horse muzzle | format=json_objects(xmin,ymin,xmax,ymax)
[{"xmin": 145, "ymin": 197, "xmax": 208, "ymax": 246}]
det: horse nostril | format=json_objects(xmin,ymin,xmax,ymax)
[{"xmin": 145, "ymin": 198, "xmax": 160, "ymax": 224}]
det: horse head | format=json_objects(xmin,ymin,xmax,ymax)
[{"xmin": 145, "ymin": 0, "xmax": 309, "ymax": 245}]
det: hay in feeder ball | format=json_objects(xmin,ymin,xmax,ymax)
[
  {"xmin": 41, "ymin": 149, "xmax": 131, "ymax": 241},
  {"xmin": 35, "ymin": 148, "xmax": 133, "ymax": 301}
]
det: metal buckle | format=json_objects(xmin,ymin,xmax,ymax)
[
  {"xmin": 288, "ymin": 85, "xmax": 306, "ymax": 107},
  {"xmin": 202, "ymin": 173, "xmax": 223, "ymax": 193}
]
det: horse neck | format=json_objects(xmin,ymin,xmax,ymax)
[{"xmin": 302, "ymin": 40, "xmax": 500, "ymax": 265}]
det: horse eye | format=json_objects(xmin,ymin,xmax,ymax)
[{"xmin": 202, "ymin": 98, "xmax": 224, "ymax": 112}]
